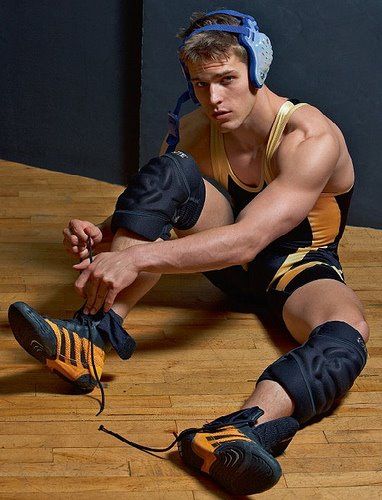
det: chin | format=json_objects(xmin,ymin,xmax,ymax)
[{"xmin": 218, "ymin": 119, "xmax": 241, "ymax": 132}]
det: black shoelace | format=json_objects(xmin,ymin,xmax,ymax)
[
  {"xmin": 87, "ymin": 316, "xmax": 105, "ymax": 416},
  {"xmin": 86, "ymin": 236, "xmax": 105, "ymax": 416},
  {"xmin": 98, "ymin": 418, "xmax": 256, "ymax": 456}
]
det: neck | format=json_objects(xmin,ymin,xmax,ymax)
[{"xmin": 226, "ymin": 87, "xmax": 288, "ymax": 151}]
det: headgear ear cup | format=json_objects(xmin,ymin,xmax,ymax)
[{"xmin": 239, "ymin": 16, "xmax": 273, "ymax": 87}]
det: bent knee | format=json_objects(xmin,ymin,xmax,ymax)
[
  {"xmin": 111, "ymin": 151, "xmax": 206, "ymax": 240},
  {"xmin": 316, "ymin": 317, "xmax": 370, "ymax": 344},
  {"xmin": 352, "ymin": 318, "xmax": 370, "ymax": 343}
]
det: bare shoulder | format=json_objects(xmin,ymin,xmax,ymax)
[
  {"xmin": 278, "ymin": 104, "xmax": 342, "ymax": 165},
  {"xmin": 287, "ymin": 104, "xmax": 341, "ymax": 144},
  {"xmin": 275, "ymin": 103, "xmax": 354, "ymax": 191},
  {"xmin": 159, "ymin": 107, "xmax": 211, "ymax": 170},
  {"xmin": 179, "ymin": 107, "xmax": 209, "ymax": 137},
  {"xmin": 177, "ymin": 108, "xmax": 212, "ymax": 172}
]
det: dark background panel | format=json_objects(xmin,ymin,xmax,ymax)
[
  {"xmin": 0, "ymin": 1, "xmax": 380, "ymax": 227},
  {"xmin": 140, "ymin": 0, "xmax": 382, "ymax": 228},
  {"xmin": 0, "ymin": 0, "xmax": 142, "ymax": 185}
]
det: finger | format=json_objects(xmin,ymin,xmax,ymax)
[
  {"xmin": 89, "ymin": 281, "xmax": 109, "ymax": 315},
  {"xmin": 69, "ymin": 220, "xmax": 88, "ymax": 241},
  {"xmin": 63, "ymin": 228, "xmax": 76, "ymax": 247},
  {"xmin": 65, "ymin": 245, "xmax": 79, "ymax": 256},
  {"xmin": 78, "ymin": 247, "xmax": 90, "ymax": 260},
  {"xmin": 65, "ymin": 224, "xmax": 88, "ymax": 247},
  {"xmin": 63, "ymin": 234, "xmax": 81, "ymax": 255},
  {"xmin": 73, "ymin": 258, "xmax": 91, "ymax": 270},
  {"xmin": 74, "ymin": 268, "xmax": 91, "ymax": 296},
  {"xmin": 75, "ymin": 233, "xmax": 89, "ymax": 246},
  {"xmin": 103, "ymin": 286, "xmax": 120, "ymax": 313},
  {"xmin": 63, "ymin": 227, "xmax": 72, "ymax": 239},
  {"xmin": 83, "ymin": 276, "xmax": 101, "ymax": 314},
  {"xmin": 70, "ymin": 234, "xmax": 80, "ymax": 246},
  {"xmin": 84, "ymin": 225, "xmax": 102, "ymax": 242}
]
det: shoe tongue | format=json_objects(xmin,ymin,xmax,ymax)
[{"xmin": 204, "ymin": 407, "xmax": 264, "ymax": 429}]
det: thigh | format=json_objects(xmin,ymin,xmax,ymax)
[
  {"xmin": 282, "ymin": 278, "xmax": 367, "ymax": 344},
  {"xmin": 175, "ymin": 178, "xmax": 234, "ymax": 236}
]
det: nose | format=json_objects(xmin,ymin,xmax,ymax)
[{"xmin": 209, "ymin": 84, "xmax": 223, "ymax": 106}]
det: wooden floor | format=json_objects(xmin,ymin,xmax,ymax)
[{"xmin": 0, "ymin": 159, "xmax": 381, "ymax": 499}]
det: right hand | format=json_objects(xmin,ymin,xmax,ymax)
[{"xmin": 63, "ymin": 219, "xmax": 103, "ymax": 259}]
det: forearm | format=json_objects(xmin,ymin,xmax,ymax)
[{"xmin": 130, "ymin": 222, "xmax": 262, "ymax": 275}]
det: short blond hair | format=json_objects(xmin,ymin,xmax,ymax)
[{"xmin": 178, "ymin": 12, "xmax": 248, "ymax": 66}]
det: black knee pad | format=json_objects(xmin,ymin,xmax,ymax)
[
  {"xmin": 111, "ymin": 151, "xmax": 205, "ymax": 240},
  {"xmin": 257, "ymin": 321, "xmax": 368, "ymax": 424}
]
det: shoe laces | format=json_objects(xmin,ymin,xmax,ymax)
[
  {"xmin": 88, "ymin": 237, "xmax": 106, "ymax": 416},
  {"xmin": 98, "ymin": 416, "xmax": 261, "ymax": 456},
  {"xmin": 86, "ymin": 316, "xmax": 105, "ymax": 416},
  {"xmin": 75, "ymin": 237, "xmax": 105, "ymax": 416}
]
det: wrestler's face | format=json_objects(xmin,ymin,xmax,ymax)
[{"xmin": 187, "ymin": 51, "xmax": 257, "ymax": 132}]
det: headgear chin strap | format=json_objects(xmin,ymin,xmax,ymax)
[{"xmin": 166, "ymin": 9, "xmax": 273, "ymax": 153}]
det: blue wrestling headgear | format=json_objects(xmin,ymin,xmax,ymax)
[{"xmin": 166, "ymin": 9, "xmax": 273, "ymax": 153}]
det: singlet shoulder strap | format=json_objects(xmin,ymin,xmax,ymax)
[
  {"xmin": 264, "ymin": 100, "xmax": 308, "ymax": 182},
  {"xmin": 265, "ymin": 101, "xmax": 308, "ymax": 162}
]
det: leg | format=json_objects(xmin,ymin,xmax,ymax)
[
  {"xmin": 109, "ymin": 175, "xmax": 234, "ymax": 319},
  {"xmin": 172, "ymin": 279, "xmax": 368, "ymax": 494},
  {"xmin": 243, "ymin": 279, "xmax": 369, "ymax": 424},
  {"xmin": 282, "ymin": 279, "xmax": 369, "ymax": 343},
  {"xmin": 8, "ymin": 152, "xmax": 234, "ymax": 391},
  {"xmin": 107, "ymin": 229, "xmax": 163, "ymax": 319}
]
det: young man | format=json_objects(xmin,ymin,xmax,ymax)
[{"xmin": 9, "ymin": 10, "xmax": 369, "ymax": 495}]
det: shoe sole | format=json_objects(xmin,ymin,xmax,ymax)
[
  {"xmin": 180, "ymin": 439, "xmax": 281, "ymax": 495},
  {"xmin": 8, "ymin": 302, "xmax": 95, "ymax": 393},
  {"xmin": 8, "ymin": 302, "xmax": 57, "ymax": 363}
]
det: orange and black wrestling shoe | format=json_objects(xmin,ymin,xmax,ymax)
[
  {"xmin": 8, "ymin": 301, "xmax": 109, "ymax": 393},
  {"xmin": 177, "ymin": 407, "xmax": 299, "ymax": 495},
  {"xmin": 99, "ymin": 406, "xmax": 299, "ymax": 495}
]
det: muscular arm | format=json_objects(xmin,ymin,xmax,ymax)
[
  {"xmin": 74, "ymin": 131, "xmax": 339, "ymax": 310},
  {"xmin": 131, "ymin": 132, "xmax": 339, "ymax": 274}
]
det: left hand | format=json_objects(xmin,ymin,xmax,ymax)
[{"xmin": 73, "ymin": 250, "xmax": 139, "ymax": 314}]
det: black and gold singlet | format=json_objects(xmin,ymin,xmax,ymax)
[{"xmin": 207, "ymin": 100, "xmax": 352, "ymax": 311}]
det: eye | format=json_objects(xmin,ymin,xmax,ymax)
[
  {"xmin": 193, "ymin": 81, "xmax": 208, "ymax": 88},
  {"xmin": 222, "ymin": 76, "xmax": 235, "ymax": 84}
]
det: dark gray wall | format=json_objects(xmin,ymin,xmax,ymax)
[
  {"xmin": 141, "ymin": 0, "xmax": 382, "ymax": 228},
  {"xmin": 0, "ymin": 0, "xmax": 142, "ymax": 185}
]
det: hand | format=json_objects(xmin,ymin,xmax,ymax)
[
  {"xmin": 63, "ymin": 219, "xmax": 103, "ymax": 259},
  {"xmin": 73, "ymin": 250, "xmax": 139, "ymax": 314}
]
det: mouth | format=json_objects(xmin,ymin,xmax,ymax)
[{"xmin": 212, "ymin": 110, "xmax": 231, "ymax": 121}]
